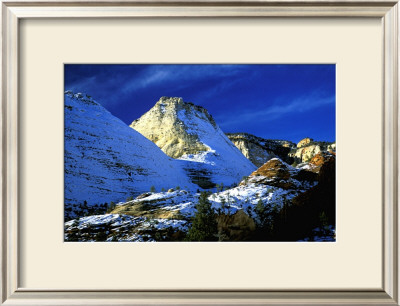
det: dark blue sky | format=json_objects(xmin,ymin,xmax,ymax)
[{"xmin": 64, "ymin": 64, "xmax": 335, "ymax": 143}]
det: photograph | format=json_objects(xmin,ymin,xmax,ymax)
[{"xmin": 64, "ymin": 64, "xmax": 336, "ymax": 242}]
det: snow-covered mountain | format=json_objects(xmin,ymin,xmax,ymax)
[
  {"xmin": 64, "ymin": 91, "xmax": 196, "ymax": 217},
  {"xmin": 130, "ymin": 97, "xmax": 256, "ymax": 188}
]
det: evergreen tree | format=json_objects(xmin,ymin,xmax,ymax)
[
  {"xmin": 150, "ymin": 185, "xmax": 156, "ymax": 192},
  {"xmin": 253, "ymin": 199, "xmax": 276, "ymax": 240},
  {"xmin": 220, "ymin": 196, "xmax": 226, "ymax": 213},
  {"xmin": 185, "ymin": 192, "xmax": 218, "ymax": 241},
  {"xmin": 106, "ymin": 201, "xmax": 116, "ymax": 213},
  {"xmin": 255, "ymin": 198, "xmax": 267, "ymax": 225}
]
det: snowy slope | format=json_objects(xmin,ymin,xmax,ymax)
[
  {"xmin": 64, "ymin": 214, "xmax": 189, "ymax": 242},
  {"xmin": 119, "ymin": 183, "xmax": 307, "ymax": 219},
  {"xmin": 64, "ymin": 179, "xmax": 314, "ymax": 241},
  {"xmin": 64, "ymin": 91, "xmax": 196, "ymax": 214},
  {"xmin": 130, "ymin": 97, "xmax": 256, "ymax": 188},
  {"xmin": 64, "ymin": 155, "xmax": 325, "ymax": 241}
]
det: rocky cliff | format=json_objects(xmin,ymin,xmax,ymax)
[
  {"xmin": 289, "ymin": 137, "xmax": 335, "ymax": 163},
  {"xmin": 130, "ymin": 97, "xmax": 256, "ymax": 188},
  {"xmin": 226, "ymin": 132, "xmax": 296, "ymax": 167}
]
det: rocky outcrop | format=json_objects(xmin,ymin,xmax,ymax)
[
  {"xmin": 226, "ymin": 132, "xmax": 296, "ymax": 167},
  {"xmin": 327, "ymin": 143, "xmax": 336, "ymax": 152},
  {"xmin": 301, "ymin": 151, "xmax": 336, "ymax": 173},
  {"xmin": 243, "ymin": 158, "xmax": 318, "ymax": 190},
  {"xmin": 289, "ymin": 138, "xmax": 335, "ymax": 163},
  {"xmin": 297, "ymin": 137, "xmax": 313, "ymax": 148},
  {"xmin": 290, "ymin": 144, "xmax": 321, "ymax": 163},
  {"xmin": 130, "ymin": 97, "xmax": 256, "ymax": 188},
  {"xmin": 229, "ymin": 137, "xmax": 276, "ymax": 167},
  {"xmin": 250, "ymin": 158, "xmax": 291, "ymax": 180},
  {"xmin": 64, "ymin": 91, "xmax": 196, "ymax": 219}
]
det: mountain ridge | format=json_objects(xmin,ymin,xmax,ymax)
[
  {"xmin": 64, "ymin": 91, "xmax": 197, "ymax": 219},
  {"xmin": 130, "ymin": 96, "xmax": 257, "ymax": 188}
]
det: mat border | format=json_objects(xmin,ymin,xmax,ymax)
[{"xmin": 1, "ymin": 1, "xmax": 398, "ymax": 305}]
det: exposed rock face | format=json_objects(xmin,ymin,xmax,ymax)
[
  {"xmin": 64, "ymin": 91, "xmax": 196, "ymax": 219},
  {"xmin": 130, "ymin": 97, "xmax": 256, "ymax": 188},
  {"xmin": 291, "ymin": 144, "xmax": 321, "ymax": 163},
  {"xmin": 226, "ymin": 132, "xmax": 296, "ymax": 167},
  {"xmin": 130, "ymin": 97, "xmax": 211, "ymax": 159},
  {"xmin": 289, "ymin": 138, "xmax": 335, "ymax": 163},
  {"xmin": 306, "ymin": 151, "xmax": 336, "ymax": 173},
  {"xmin": 243, "ymin": 158, "xmax": 318, "ymax": 190},
  {"xmin": 229, "ymin": 137, "xmax": 276, "ymax": 167},
  {"xmin": 250, "ymin": 158, "xmax": 291, "ymax": 180},
  {"xmin": 279, "ymin": 140, "xmax": 295, "ymax": 148},
  {"xmin": 327, "ymin": 143, "xmax": 336, "ymax": 152},
  {"xmin": 227, "ymin": 133, "xmax": 335, "ymax": 166},
  {"xmin": 297, "ymin": 137, "xmax": 313, "ymax": 148}
]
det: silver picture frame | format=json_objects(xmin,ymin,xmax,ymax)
[{"xmin": 1, "ymin": 1, "xmax": 398, "ymax": 304}]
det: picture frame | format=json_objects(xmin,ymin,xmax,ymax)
[{"xmin": 1, "ymin": 0, "xmax": 398, "ymax": 305}]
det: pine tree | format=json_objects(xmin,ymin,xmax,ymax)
[
  {"xmin": 255, "ymin": 198, "xmax": 267, "ymax": 225},
  {"xmin": 220, "ymin": 196, "xmax": 226, "ymax": 213},
  {"xmin": 106, "ymin": 201, "xmax": 116, "ymax": 213},
  {"xmin": 185, "ymin": 192, "xmax": 218, "ymax": 241},
  {"xmin": 254, "ymin": 198, "xmax": 275, "ymax": 240}
]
